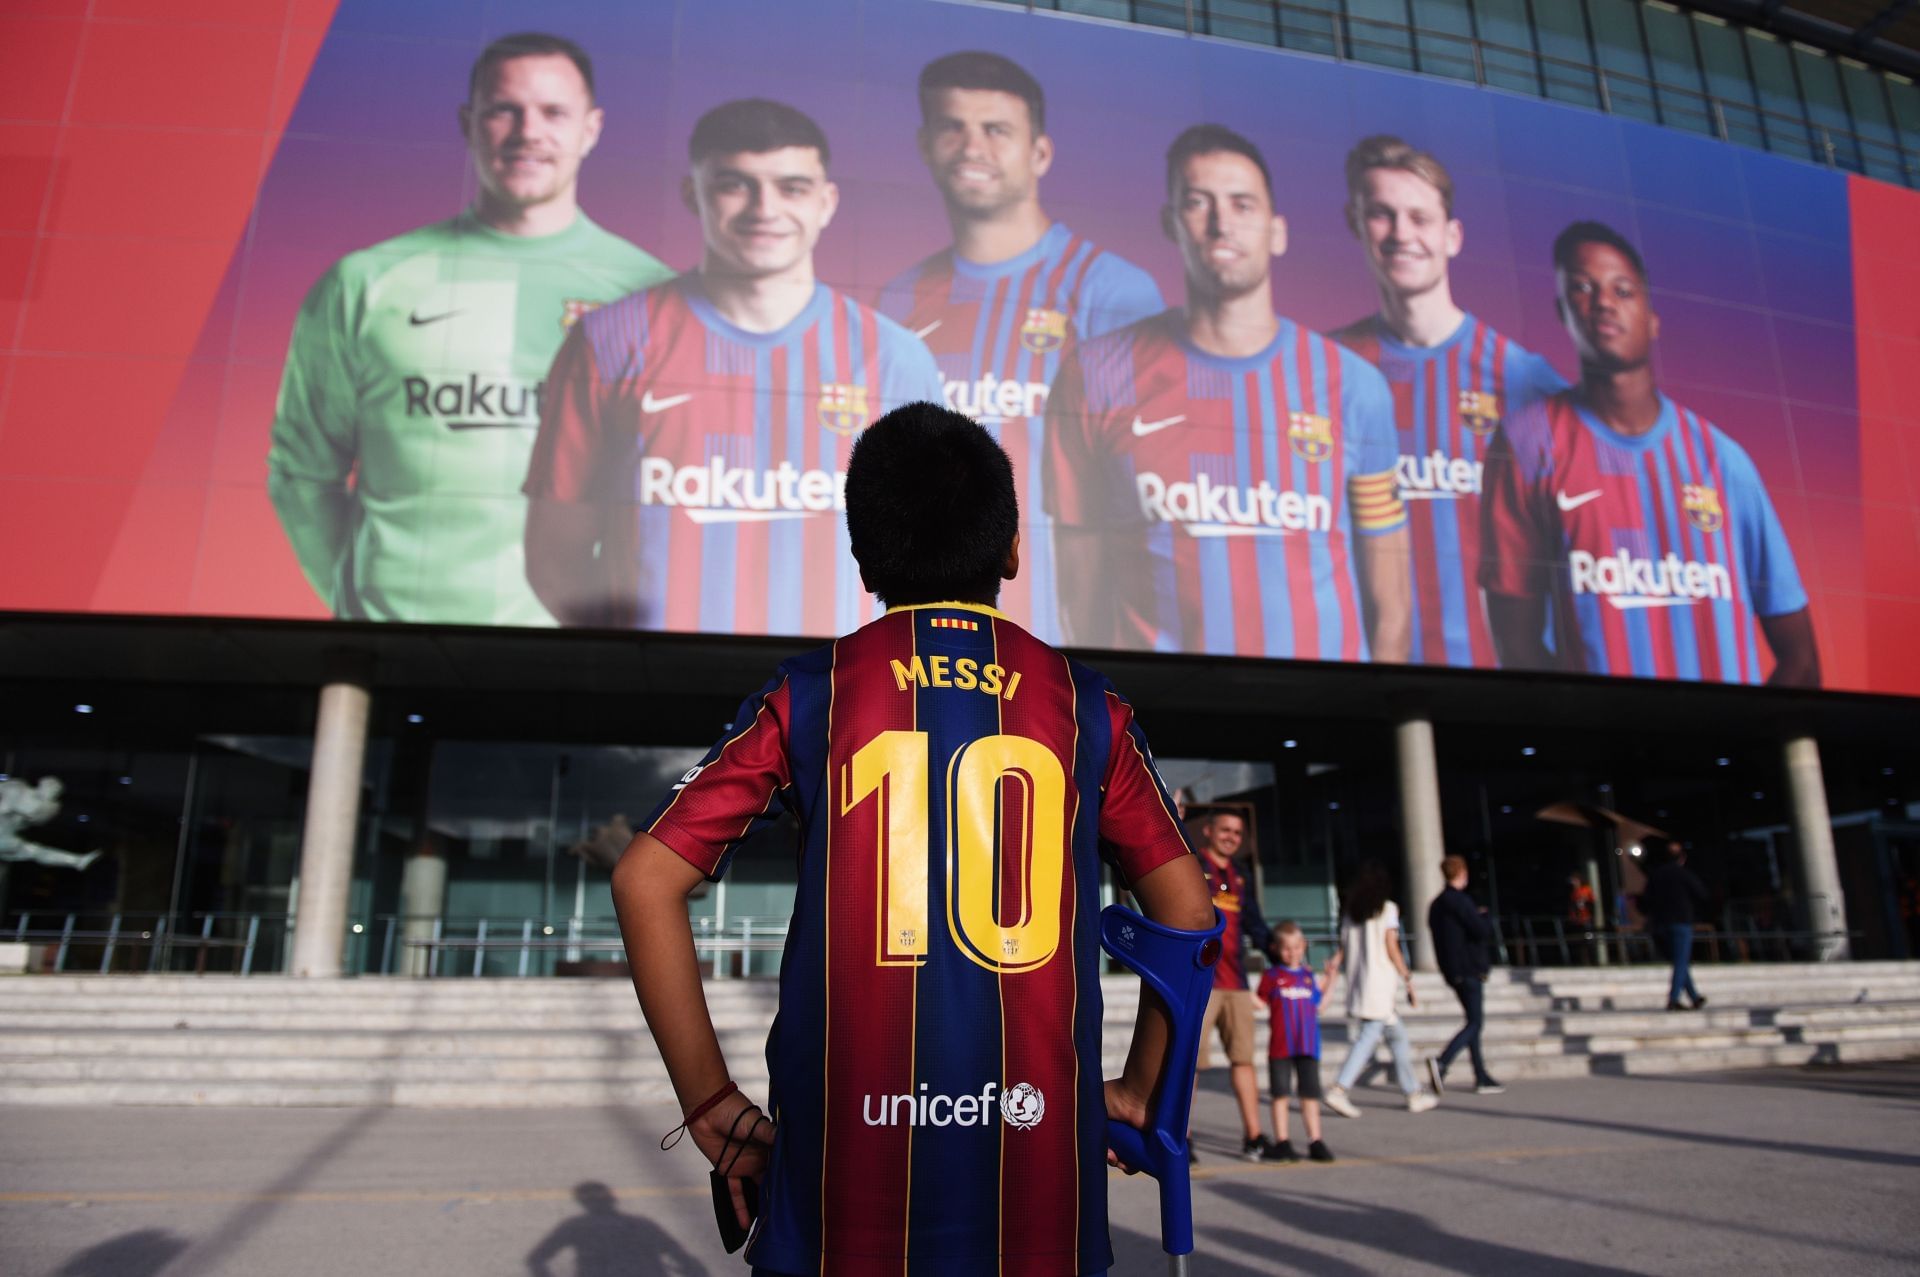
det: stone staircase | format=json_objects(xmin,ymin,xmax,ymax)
[{"xmin": 0, "ymin": 961, "xmax": 1915, "ymax": 1106}]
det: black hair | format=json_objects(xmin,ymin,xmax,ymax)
[
  {"xmin": 1552, "ymin": 219, "xmax": 1648, "ymax": 285},
  {"xmin": 469, "ymin": 32, "xmax": 595, "ymax": 104},
  {"xmin": 689, "ymin": 98, "xmax": 831, "ymax": 168},
  {"xmin": 1340, "ymin": 860, "xmax": 1394, "ymax": 925},
  {"xmin": 844, "ymin": 402, "xmax": 1018, "ymax": 608},
  {"xmin": 918, "ymin": 50, "xmax": 1046, "ymax": 135},
  {"xmin": 1165, "ymin": 123, "xmax": 1273, "ymax": 201}
]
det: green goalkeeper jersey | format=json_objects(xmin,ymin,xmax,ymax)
[{"xmin": 269, "ymin": 210, "xmax": 673, "ymax": 625}]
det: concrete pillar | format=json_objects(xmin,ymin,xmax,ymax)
[
  {"xmin": 1784, "ymin": 736, "xmax": 1849, "ymax": 961},
  {"xmin": 290, "ymin": 650, "xmax": 372, "ymax": 978},
  {"xmin": 1395, "ymin": 717, "xmax": 1447, "ymax": 973},
  {"xmin": 400, "ymin": 850, "xmax": 447, "ymax": 978}
]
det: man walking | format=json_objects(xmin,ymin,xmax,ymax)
[
  {"xmin": 1425, "ymin": 855, "xmax": 1503, "ymax": 1095},
  {"xmin": 1642, "ymin": 838, "xmax": 1711, "ymax": 1011}
]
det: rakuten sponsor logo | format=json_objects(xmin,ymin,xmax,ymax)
[
  {"xmin": 1396, "ymin": 450, "xmax": 1482, "ymax": 500},
  {"xmin": 1136, "ymin": 473, "xmax": 1331, "ymax": 537},
  {"xmin": 861, "ymin": 1081, "xmax": 1046, "ymax": 1130},
  {"xmin": 1569, "ymin": 549, "xmax": 1732, "ymax": 609},
  {"xmin": 636, "ymin": 457, "xmax": 845, "ymax": 524},
  {"xmin": 943, "ymin": 373, "xmax": 1049, "ymax": 422}
]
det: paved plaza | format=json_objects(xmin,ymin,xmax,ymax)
[{"xmin": 3, "ymin": 1061, "xmax": 1916, "ymax": 1276}]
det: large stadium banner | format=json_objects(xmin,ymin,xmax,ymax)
[{"xmin": 5, "ymin": 0, "xmax": 1919, "ymax": 693}]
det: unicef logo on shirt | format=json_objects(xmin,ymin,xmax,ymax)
[{"xmin": 999, "ymin": 1082, "xmax": 1046, "ymax": 1130}]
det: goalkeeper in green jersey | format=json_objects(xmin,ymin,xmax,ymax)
[{"xmin": 268, "ymin": 32, "xmax": 673, "ymax": 626}]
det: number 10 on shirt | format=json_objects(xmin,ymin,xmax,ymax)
[{"xmin": 842, "ymin": 730, "xmax": 1068, "ymax": 975}]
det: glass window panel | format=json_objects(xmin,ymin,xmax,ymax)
[
  {"xmin": 1534, "ymin": 0, "xmax": 1601, "ymax": 108},
  {"xmin": 1276, "ymin": 0, "xmax": 1341, "ymax": 56},
  {"xmin": 1794, "ymin": 45, "xmax": 1860, "ymax": 171},
  {"xmin": 1204, "ymin": 0, "xmax": 1279, "ymax": 44},
  {"xmin": 1694, "ymin": 16, "xmax": 1766, "ymax": 151},
  {"xmin": 1641, "ymin": 2, "xmax": 1711, "ymax": 134},
  {"xmin": 1889, "ymin": 76, "xmax": 1920, "ymax": 186},
  {"xmin": 1841, "ymin": 61, "xmax": 1904, "ymax": 183},
  {"xmin": 1587, "ymin": 0, "xmax": 1657, "ymax": 122},
  {"xmin": 1412, "ymin": 0, "xmax": 1477, "ymax": 82},
  {"xmin": 1473, "ymin": 0, "xmax": 1542, "ymax": 97},
  {"xmin": 1745, "ymin": 31, "xmax": 1813, "ymax": 161},
  {"xmin": 1126, "ymin": 0, "xmax": 1192, "ymax": 31},
  {"xmin": 1348, "ymin": 0, "xmax": 1416, "ymax": 71}
]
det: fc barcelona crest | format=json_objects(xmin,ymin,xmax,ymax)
[
  {"xmin": 818, "ymin": 382, "xmax": 871, "ymax": 435},
  {"xmin": 1457, "ymin": 389, "xmax": 1502, "ymax": 436},
  {"xmin": 1019, "ymin": 307, "xmax": 1069, "ymax": 355},
  {"xmin": 1287, "ymin": 412, "xmax": 1334, "ymax": 462},
  {"xmin": 1682, "ymin": 483, "xmax": 1724, "ymax": 533},
  {"xmin": 561, "ymin": 299, "xmax": 603, "ymax": 330}
]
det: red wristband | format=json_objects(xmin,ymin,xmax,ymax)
[{"xmin": 661, "ymin": 1080, "xmax": 738, "ymax": 1151}]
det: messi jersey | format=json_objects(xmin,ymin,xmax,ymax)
[
  {"xmin": 879, "ymin": 224, "xmax": 1164, "ymax": 643},
  {"xmin": 1257, "ymin": 965, "xmax": 1322, "ymax": 1058},
  {"xmin": 1330, "ymin": 313, "xmax": 1565, "ymax": 667},
  {"xmin": 1479, "ymin": 391, "xmax": 1808, "ymax": 682},
  {"xmin": 524, "ymin": 276, "xmax": 942, "ymax": 637},
  {"xmin": 269, "ymin": 211, "xmax": 672, "ymax": 625},
  {"xmin": 1045, "ymin": 311, "xmax": 1405, "ymax": 658},
  {"xmin": 642, "ymin": 602, "xmax": 1195, "ymax": 1276}
]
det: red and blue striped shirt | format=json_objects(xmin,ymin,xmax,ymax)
[
  {"xmin": 879, "ymin": 224, "xmax": 1164, "ymax": 644},
  {"xmin": 1331, "ymin": 313, "xmax": 1565, "ymax": 668},
  {"xmin": 1479, "ymin": 390, "xmax": 1807, "ymax": 682},
  {"xmin": 525, "ymin": 275, "xmax": 942, "ymax": 636},
  {"xmin": 1044, "ymin": 311, "xmax": 1405, "ymax": 658},
  {"xmin": 642, "ymin": 601, "xmax": 1195, "ymax": 1276},
  {"xmin": 1256, "ymin": 965, "xmax": 1323, "ymax": 1059}
]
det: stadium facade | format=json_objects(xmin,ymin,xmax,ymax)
[{"xmin": 4, "ymin": 0, "xmax": 1920, "ymax": 978}]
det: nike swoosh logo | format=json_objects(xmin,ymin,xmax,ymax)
[
  {"xmin": 1556, "ymin": 489, "xmax": 1603, "ymax": 511},
  {"xmin": 1131, "ymin": 414, "xmax": 1186, "ymax": 437},
  {"xmin": 642, "ymin": 392, "xmax": 693, "ymax": 414},
  {"xmin": 409, "ymin": 309, "xmax": 461, "ymax": 326},
  {"xmin": 912, "ymin": 320, "xmax": 942, "ymax": 340},
  {"xmin": 1606, "ymin": 596, "xmax": 1699, "ymax": 610},
  {"xmin": 683, "ymin": 509, "xmax": 816, "ymax": 525}
]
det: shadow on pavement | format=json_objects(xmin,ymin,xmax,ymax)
[
  {"xmin": 1650, "ymin": 1061, "xmax": 1920, "ymax": 1104},
  {"xmin": 53, "ymin": 1229, "xmax": 190, "ymax": 1277},
  {"xmin": 525, "ymin": 1181, "xmax": 709, "ymax": 1277},
  {"xmin": 1453, "ymin": 1098, "xmax": 1920, "ymax": 1170},
  {"xmin": 1204, "ymin": 1181, "xmax": 1644, "ymax": 1276},
  {"xmin": 1112, "ymin": 1220, "xmax": 1311, "ymax": 1277}
]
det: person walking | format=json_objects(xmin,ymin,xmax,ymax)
[
  {"xmin": 1192, "ymin": 809, "xmax": 1273, "ymax": 1161},
  {"xmin": 1642, "ymin": 839, "xmax": 1711, "ymax": 1011},
  {"xmin": 1323, "ymin": 861, "xmax": 1437, "ymax": 1117},
  {"xmin": 1424, "ymin": 855, "xmax": 1504, "ymax": 1096}
]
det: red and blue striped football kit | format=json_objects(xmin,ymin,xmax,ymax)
[
  {"xmin": 1044, "ymin": 311, "xmax": 1407, "ymax": 657},
  {"xmin": 1330, "ymin": 313, "xmax": 1566, "ymax": 668},
  {"xmin": 1256, "ymin": 965, "xmax": 1323, "ymax": 1059},
  {"xmin": 642, "ymin": 601, "xmax": 1195, "ymax": 1276},
  {"xmin": 1199, "ymin": 853, "xmax": 1267, "ymax": 991},
  {"xmin": 1479, "ymin": 391, "xmax": 1808, "ymax": 682},
  {"xmin": 525, "ymin": 275, "xmax": 943, "ymax": 636},
  {"xmin": 879, "ymin": 224, "xmax": 1165, "ymax": 644}
]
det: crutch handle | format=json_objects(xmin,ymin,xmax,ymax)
[{"xmin": 1101, "ymin": 903, "xmax": 1224, "ymax": 1258}]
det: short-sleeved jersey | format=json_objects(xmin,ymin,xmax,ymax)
[
  {"xmin": 879, "ymin": 224, "xmax": 1164, "ymax": 644},
  {"xmin": 268, "ymin": 211, "xmax": 671, "ymax": 625},
  {"xmin": 1198, "ymin": 853, "xmax": 1266, "ymax": 991},
  {"xmin": 1330, "ymin": 313, "xmax": 1566, "ymax": 668},
  {"xmin": 524, "ymin": 276, "xmax": 943, "ymax": 637},
  {"xmin": 642, "ymin": 601, "xmax": 1194, "ymax": 1277},
  {"xmin": 1256, "ymin": 965, "xmax": 1323, "ymax": 1059},
  {"xmin": 1044, "ymin": 311, "xmax": 1405, "ymax": 658},
  {"xmin": 1479, "ymin": 391, "xmax": 1808, "ymax": 682}
]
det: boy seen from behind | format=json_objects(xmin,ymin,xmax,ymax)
[
  {"xmin": 611, "ymin": 401, "xmax": 1213, "ymax": 1276},
  {"xmin": 1255, "ymin": 921, "xmax": 1338, "ymax": 1163}
]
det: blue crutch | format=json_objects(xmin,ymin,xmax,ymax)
[{"xmin": 1101, "ymin": 903, "xmax": 1225, "ymax": 1277}]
